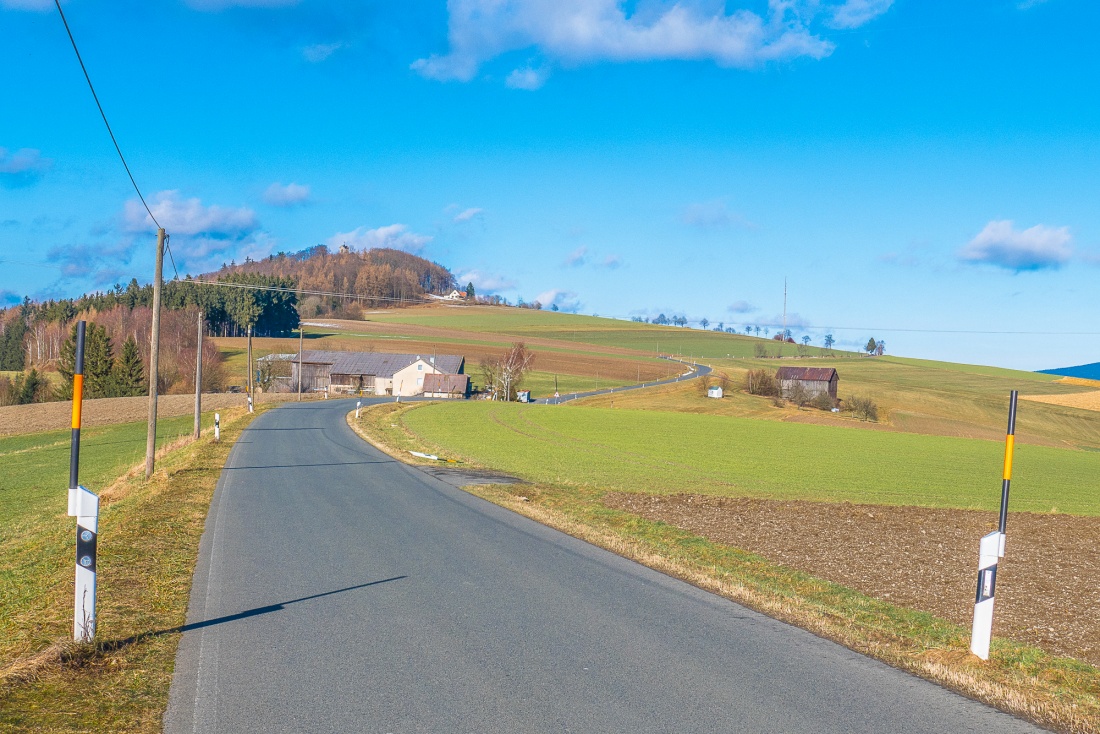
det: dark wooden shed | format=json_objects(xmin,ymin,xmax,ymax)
[{"xmin": 775, "ymin": 366, "xmax": 839, "ymax": 400}]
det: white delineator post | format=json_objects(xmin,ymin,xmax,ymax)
[
  {"xmin": 214, "ymin": 413, "xmax": 220, "ymax": 442},
  {"xmin": 66, "ymin": 320, "xmax": 99, "ymax": 642},
  {"xmin": 970, "ymin": 390, "xmax": 1018, "ymax": 660},
  {"xmin": 356, "ymin": 400, "xmax": 361, "ymax": 419}
]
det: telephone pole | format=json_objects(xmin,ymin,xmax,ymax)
[
  {"xmin": 145, "ymin": 228, "xmax": 165, "ymax": 479},
  {"xmin": 194, "ymin": 311, "xmax": 203, "ymax": 440},
  {"xmin": 247, "ymin": 324, "xmax": 254, "ymax": 410},
  {"xmin": 298, "ymin": 324, "xmax": 303, "ymax": 401},
  {"xmin": 781, "ymin": 277, "xmax": 787, "ymax": 358}
]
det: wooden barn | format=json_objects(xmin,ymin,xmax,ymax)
[{"xmin": 775, "ymin": 366, "xmax": 839, "ymax": 400}]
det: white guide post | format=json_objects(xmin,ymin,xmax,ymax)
[
  {"xmin": 214, "ymin": 412, "xmax": 220, "ymax": 442},
  {"xmin": 68, "ymin": 485, "xmax": 99, "ymax": 641},
  {"xmin": 356, "ymin": 400, "xmax": 361, "ymax": 419},
  {"xmin": 970, "ymin": 530, "xmax": 1005, "ymax": 659}
]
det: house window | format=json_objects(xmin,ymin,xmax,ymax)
[
  {"xmin": 416, "ymin": 377, "xmax": 424, "ymax": 386},
  {"xmin": 418, "ymin": 364, "xmax": 423, "ymax": 370}
]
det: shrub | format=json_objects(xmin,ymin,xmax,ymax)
[
  {"xmin": 788, "ymin": 381, "xmax": 811, "ymax": 409},
  {"xmin": 845, "ymin": 395, "xmax": 879, "ymax": 422},
  {"xmin": 745, "ymin": 369, "xmax": 779, "ymax": 396},
  {"xmin": 753, "ymin": 343, "xmax": 768, "ymax": 358},
  {"xmin": 810, "ymin": 392, "xmax": 836, "ymax": 411}
]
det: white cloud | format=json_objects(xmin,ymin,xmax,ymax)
[
  {"xmin": 302, "ymin": 42, "xmax": 345, "ymax": 63},
  {"xmin": 412, "ymin": 0, "xmax": 838, "ymax": 84},
  {"xmin": 328, "ymin": 223, "xmax": 432, "ymax": 253},
  {"xmin": 263, "ymin": 182, "xmax": 311, "ymax": 207},
  {"xmin": 564, "ymin": 245, "xmax": 588, "ymax": 267},
  {"xmin": 453, "ymin": 206, "xmax": 484, "ymax": 223},
  {"xmin": 828, "ymin": 0, "xmax": 893, "ymax": 29},
  {"xmin": 506, "ymin": 66, "xmax": 548, "ymax": 90},
  {"xmin": 727, "ymin": 300, "xmax": 755, "ymax": 313},
  {"xmin": 0, "ymin": 147, "xmax": 51, "ymax": 187},
  {"xmin": 535, "ymin": 288, "xmax": 582, "ymax": 312},
  {"xmin": 682, "ymin": 199, "xmax": 753, "ymax": 229},
  {"xmin": 457, "ymin": 269, "xmax": 516, "ymax": 293},
  {"xmin": 958, "ymin": 220, "xmax": 1072, "ymax": 271},
  {"xmin": 124, "ymin": 190, "xmax": 257, "ymax": 237},
  {"xmin": 599, "ymin": 254, "xmax": 622, "ymax": 269}
]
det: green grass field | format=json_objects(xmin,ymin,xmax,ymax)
[
  {"xmin": 366, "ymin": 306, "xmax": 821, "ymax": 358},
  {"xmin": 0, "ymin": 415, "xmax": 204, "ymax": 529},
  {"xmin": 398, "ymin": 401, "xmax": 1100, "ymax": 516}
]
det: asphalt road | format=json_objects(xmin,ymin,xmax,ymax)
[
  {"xmin": 165, "ymin": 398, "xmax": 1045, "ymax": 733},
  {"xmin": 533, "ymin": 356, "xmax": 710, "ymax": 404}
]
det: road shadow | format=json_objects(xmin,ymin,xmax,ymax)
[{"xmin": 95, "ymin": 576, "xmax": 407, "ymax": 655}]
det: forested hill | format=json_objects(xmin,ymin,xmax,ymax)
[
  {"xmin": 220, "ymin": 245, "xmax": 456, "ymax": 317},
  {"xmin": 0, "ymin": 246, "xmax": 457, "ymax": 376}
]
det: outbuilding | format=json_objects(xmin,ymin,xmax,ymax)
[
  {"xmin": 775, "ymin": 366, "xmax": 839, "ymax": 400},
  {"xmin": 422, "ymin": 373, "xmax": 471, "ymax": 399},
  {"xmin": 707, "ymin": 385, "xmax": 723, "ymax": 399}
]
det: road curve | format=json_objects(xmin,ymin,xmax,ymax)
[
  {"xmin": 165, "ymin": 398, "xmax": 1044, "ymax": 733},
  {"xmin": 533, "ymin": 356, "xmax": 711, "ymax": 404}
]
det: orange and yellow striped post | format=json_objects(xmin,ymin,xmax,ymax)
[{"xmin": 66, "ymin": 320, "xmax": 99, "ymax": 641}]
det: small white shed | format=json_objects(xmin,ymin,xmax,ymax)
[{"xmin": 707, "ymin": 385, "xmax": 723, "ymax": 399}]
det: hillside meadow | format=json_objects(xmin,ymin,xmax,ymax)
[{"xmin": 397, "ymin": 401, "xmax": 1100, "ymax": 516}]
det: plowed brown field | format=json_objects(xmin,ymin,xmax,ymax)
[{"xmin": 607, "ymin": 493, "xmax": 1100, "ymax": 667}]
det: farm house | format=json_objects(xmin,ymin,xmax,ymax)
[
  {"xmin": 775, "ymin": 366, "xmax": 839, "ymax": 400},
  {"xmin": 289, "ymin": 350, "xmax": 465, "ymax": 396}
]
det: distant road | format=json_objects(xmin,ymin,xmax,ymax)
[
  {"xmin": 166, "ymin": 399, "xmax": 1043, "ymax": 733},
  {"xmin": 533, "ymin": 355, "xmax": 711, "ymax": 404}
]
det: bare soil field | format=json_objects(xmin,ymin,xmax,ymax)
[
  {"xmin": 0, "ymin": 392, "xmax": 291, "ymax": 436},
  {"xmin": 606, "ymin": 493, "xmax": 1100, "ymax": 667}
]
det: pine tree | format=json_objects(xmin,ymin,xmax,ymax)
[
  {"xmin": 58, "ymin": 322, "xmax": 115, "ymax": 399},
  {"xmin": 865, "ymin": 337, "xmax": 878, "ymax": 355},
  {"xmin": 110, "ymin": 336, "xmax": 146, "ymax": 397}
]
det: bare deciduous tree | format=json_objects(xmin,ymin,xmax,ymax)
[{"xmin": 481, "ymin": 342, "xmax": 535, "ymax": 401}]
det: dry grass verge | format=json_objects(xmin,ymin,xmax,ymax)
[
  {"xmin": 0, "ymin": 407, "xmax": 262, "ymax": 732},
  {"xmin": 351, "ymin": 401, "xmax": 1100, "ymax": 734}
]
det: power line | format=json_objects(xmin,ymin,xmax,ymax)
[{"xmin": 53, "ymin": 0, "xmax": 160, "ymax": 230}]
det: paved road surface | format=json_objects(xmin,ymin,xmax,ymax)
[
  {"xmin": 166, "ymin": 398, "xmax": 1044, "ymax": 733},
  {"xmin": 533, "ymin": 356, "xmax": 709, "ymax": 404}
]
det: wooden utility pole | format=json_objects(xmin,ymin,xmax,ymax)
[
  {"xmin": 297, "ymin": 325, "xmax": 303, "ymax": 401},
  {"xmin": 781, "ymin": 277, "xmax": 787, "ymax": 358},
  {"xmin": 145, "ymin": 228, "xmax": 165, "ymax": 480},
  {"xmin": 194, "ymin": 311, "xmax": 202, "ymax": 439},
  {"xmin": 247, "ymin": 324, "xmax": 253, "ymax": 407}
]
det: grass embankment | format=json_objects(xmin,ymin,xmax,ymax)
[
  {"xmin": 0, "ymin": 409, "xmax": 258, "ymax": 732},
  {"xmin": 352, "ymin": 401, "xmax": 1100, "ymax": 733}
]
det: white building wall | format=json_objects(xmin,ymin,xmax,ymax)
[{"xmin": 391, "ymin": 360, "xmax": 442, "ymax": 396}]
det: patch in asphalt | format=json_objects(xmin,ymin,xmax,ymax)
[{"xmin": 419, "ymin": 466, "xmax": 525, "ymax": 487}]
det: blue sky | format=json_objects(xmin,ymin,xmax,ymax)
[{"xmin": 2, "ymin": 0, "xmax": 1098, "ymax": 370}]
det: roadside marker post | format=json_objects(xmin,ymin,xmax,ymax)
[
  {"xmin": 247, "ymin": 394, "xmax": 254, "ymax": 414},
  {"xmin": 66, "ymin": 320, "xmax": 99, "ymax": 642},
  {"xmin": 356, "ymin": 400, "xmax": 362, "ymax": 419},
  {"xmin": 970, "ymin": 390, "xmax": 1018, "ymax": 660},
  {"xmin": 214, "ymin": 413, "xmax": 220, "ymax": 442}
]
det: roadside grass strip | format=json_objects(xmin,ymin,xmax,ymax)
[
  {"xmin": 352, "ymin": 401, "xmax": 1100, "ymax": 733},
  {"xmin": 0, "ymin": 408, "xmax": 259, "ymax": 732}
]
